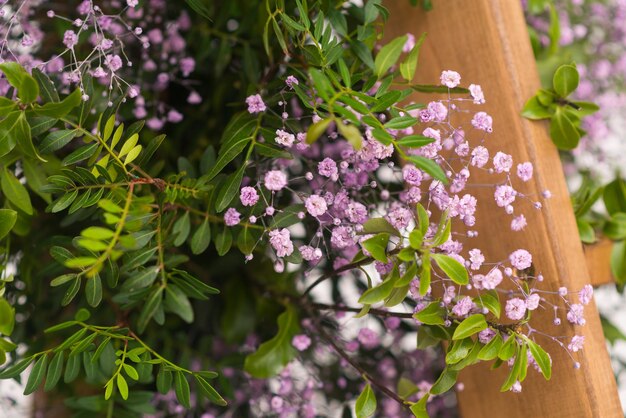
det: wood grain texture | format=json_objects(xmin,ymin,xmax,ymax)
[
  {"xmin": 383, "ymin": 1, "xmax": 621, "ymax": 417},
  {"xmin": 584, "ymin": 239, "xmax": 614, "ymax": 286}
]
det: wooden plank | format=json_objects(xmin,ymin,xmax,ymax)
[
  {"xmin": 384, "ymin": 1, "xmax": 621, "ymax": 417},
  {"xmin": 584, "ymin": 239, "xmax": 614, "ymax": 286}
]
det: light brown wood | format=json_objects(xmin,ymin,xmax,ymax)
[
  {"xmin": 384, "ymin": 1, "xmax": 621, "ymax": 417},
  {"xmin": 584, "ymin": 239, "xmax": 614, "ymax": 286}
]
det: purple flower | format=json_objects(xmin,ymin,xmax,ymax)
[
  {"xmin": 579, "ymin": 284, "xmax": 593, "ymax": 305},
  {"xmin": 568, "ymin": 335, "xmax": 584, "ymax": 352},
  {"xmin": 318, "ymin": 158, "xmax": 338, "ymax": 179},
  {"xmin": 305, "ymin": 194, "xmax": 327, "ymax": 217},
  {"xmin": 493, "ymin": 152, "xmax": 513, "ymax": 173},
  {"xmin": 526, "ymin": 293, "xmax": 540, "ymax": 311},
  {"xmin": 269, "ymin": 228, "xmax": 293, "ymax": 257},
  {"xmin": 264, "ymin": 170, "xmax": 287, "ymax": 191},
  {"xmin": 452, "ymin": 296, "xmax": 475, "ymax": 317},
  {"xmin": 469, "ymin": 84, "xmax": 485, "ymax": 104},
  {"xmin": 275, "ymin": 129, "xmax": 295, "ymax": 148},
  {"xmin": 105, "ymin": 54, "xmax": 123, "ymax": 72},
  {"xmin": 517, "ymin": 162, "xmax": 533, "ymax": 182},
  {"xmin": 63, "ymin": 30, "xmax": 78, "ymax": 49},
  {"xmin": 566, "ymin": 304, "xmax": 586, "ymax": 325},
  {"xmin": 357, "ymin": 328, "xmax": 379, "ymax": 349},
  {"xmin": 240, "ymin": 186, "xmax": 259, "ymax": 206},
  {"xmin": 224, "ymin": 208, "xmax": 241, "ymax": 227},
  {"xmin": 511, "ymin": 215, "xmax": 527, "ymax": 231},
  {"xmin": 292, "ymin": 334, "xmax": 311, "ymax": 351},
  {"xmin": 494, "ymin": 185, "xmax": 516, "ymax": 207},
  {"xmin": 509, "ymin": 249, "xmax": 532, "ymax": 270},
  {"xmin": 505, "ymin": 298, "xmax": 527, "ymax": 321},
  {"xmin": 246, "ymin": 94, "xmax": 266, "ymax": 114},
  {"xmin": 471, "ymin": 111, "xmax": 493, "ymax": 132},
  {"xmin": 482, "ymin": 268, "xmax": 502, "ymax": 290},
  {"xmin": 440, "ymin": 70, "xmax": 461, "ymax": 88},
  {"xmin": 285, "ymin": 75, "xmax": 299, "ymax": 88},
  {"xmin": 300, "ymin": 245, "xmax": 322, "ymax": 262}
]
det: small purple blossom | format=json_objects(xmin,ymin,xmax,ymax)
[
  {"xmin": 264, "ymin": 170, "xmax": 288, "ymax": 191},
  {"xmin": 240, "ymin": 186, "xmax": 259, "ymax": 206},
  {"xmin": 505, "ymin": 298, "xmax": 527, "ymax": 321},
  {"xmin": 269, "ymin": 228, "xmax": 294, "ymax": 257},
  {"xmin": 509, "ymin": 249, "xmax": 532, "ymax": 270},
  {"xmin": 292, "ymin": 334, "xmax": 311, "ymax": 351},
  {"xmin": 440, "ymin": 70, "xmax": 461, "ymax": 88},
  {"xmin": 224, "ymin": 208, "xmax": 241, "ymax": 227},
  {"xmin": 246, "ymin": 94, "xmax": 266, "ymax": 114}
]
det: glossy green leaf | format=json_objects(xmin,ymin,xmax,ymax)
[
  {"xmin": 117, "ymin": 373, "xmax": 129, "ymax": 400},
  {"xmin": 406, "ymin": 155, "xmax": 447, "ymax": 184},
  {"xmin": 24, "ymin": 355, "xmax": 47, "ymax": 395},
  {"xmin": 2, "ymin": 168, "xmax": 33, "ymax": 215},
  {"xmin": 355, "ymin": 383, "xmax": 376, "ymax": 418},
  {"xmin": 553, "ymin": 64, "xmax": 578, "ymax": 97},
  {"xmin": 362, "ymin": 233, "xmax": 389, "ymax": 262},
  {"xmin": 374, "ymin": 35, "xmax": 407, "ymax": 78},
  {"xmin": 306, "ymin": 118, "xmax": 333, "ymax": 145},
  {"xmin": 521, "ymin": 96, "xmax": 552, "ymax": 120},
  {"xmin": 195, "ymin": 374, "xmax": 228, "ymax": 406},
  {"xmin": 452, "ymin": 314, "xmax": 488, "ymax": 340},
  {"xmin": 44, "ymin": 351, "xmax": 64, "ymax": 392},
  {"xmin": 413, "ymin": 302, "xmax": 445, "ymax": 325},
  {"xmin": 244, "ymin": 305, "xmax": 299, "ymax": 378},
  {"xmin": 0, "ymin": 209, "xmax": 17, "ymax": 240},
  {"xmin": 191, "ymin": 218, "xmax": 211, "ymax": 255},
  {"xmin": 0, "ymin": 298, "xmax": 15, "ymax": 336},
  {"xmin": 526, "ymin": 338, "xmax": 551, "ymax": 380},
  {"xmin": 429, "ymin": 368, "xmax": 458, "ymax": 395},
  {"xmin": 400, "ymin": 33, "xmax": 426, "ymax": 82},
  {"xmin": 431, "ymin": 253, "xmax": 468, "ymax": 285},
  {"xmin": 174, "ymin": 371, "xmax": 191, "ymax": 408}
]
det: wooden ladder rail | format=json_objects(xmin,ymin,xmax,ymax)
[{"xmin": 384, "ymin": 1, "xmax": 621, "ymax": 417}]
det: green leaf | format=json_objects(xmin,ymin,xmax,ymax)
[
  {"xmin": 419, "ymin": 253, "xmax": 431, "ymax": 296},
  {"xmin": 15, "ymin": 112, "xmax": 45, "ymax": 162},
  {"xmin": 244, "ymin": 305, "xmax": 300, "ymax": 378},
  {"xmin": 191, "ymin": 218, "xmax": 211, "ymax": 255},
  {"xmin": 62, "ymin": 143, "xmax": 99, "ymax": 166},
  {"xmin": 0, "ymin": 209, "xmax": 17, "ymax": 240},
  {"xmin": 184, "ymin": 0, "xmax": 212, "ymax": 20},
  {"xmin": 50, "ymin": 189, "xmax": 78, "ymax": 213},
  {"xmin": 0, "ymin": 357, "xmax": 33, "ymax": 379},
  {"xmin": 40, "ymin": 129, "xmax": 77, "ymax": 154},
  {"xmin": 164, "ymin": 284, "xmax": 194, "ymax": 323},
  {"xmin": 526, "ymin": 338, "xmax": 551, "ymax": 380},
  {"xmin": 2, "ymin": 168, "xmax": 33, "ymax": 215},
  {"xmin": 174, "ymin": 371, "xmax": 191, "ymax": 408},
  {"xmin": 44, "ymin": 351, "xmax": 64, "ymax": 392},
  {"xmin": 0, "ymin": 298, "xmax": 15, "ymax": 336},
  {"xmin": 384, "ymin": 116, "xmax": 418, "ymax": 130},
  {"xmin": 413, "ymin": 302, "xmax": 445, "ymax": 325},
  {"xmin": 603, "ymin": 213, "xmax": 626, "ymax": 240},
  {"xmin": 429, "ymin": 368, "xmax": 458, "ymax": 395},
  {"xmin": 0, "ymin": 112, "xmax": 20, "ymax": 158},
  {"xmin": 123, "ymin": 363, "xmax": 139, "ymax": 381},
  {"xmin": 24, "ymin": 355, "xmax": 47, "ymax": 395},
  {"xmin": 374, "ymin": 35, "xmax": 408, "ymax": 78},
  {"xmin": 306, "ymin": 118, "xmax": 333, "ymax": 145},
  {"xmin": 452, "ymin": 314, "xmax": 488, "ymax": 340},
  {"xmin": 410, "ymin": 394, "xmax": 430, "ymax": 418},
  {"xmin": 604, "ymin": 179, "xmax": 626, "ymax": 216},
  {"xmin": 612, "ymin": 241, "xmax": 626, "ymax": 285},
  {"xmin": 18, "ymin": 74, "xmax": 39, "ymax": 104},
  {"xmin": 500, "ymin": 344, "xmax": 526, "ymax": 392},
  {"xmin": 32, "ymin": 68, "xmax": 59, "ymax": 102},
  {"xmin": 195, "ymin": 374, "xmax": 228, "ymax": 406},
  {"xmin": 445, "ymin": 337, "xmax": 474, "ymax": 364},
  {"xmin": 550, "ymin": 108, "xmax": 580, "ymax": 150},
  {"xmin": 337, "ymin": 122, "xmax": 363, "ymax": 150},
  {"xmin": 498, "ymin": 335, "xmax": 517, "ymax": 361},
  {"xmin": 478, "ymin": 333, "xmax": 503, "ymax": 360},
  {"xmin": 521, "ymin": 96, "xmax": 552, "ymax": 120},
  {"xmin": 237, "ymin": 225, "xmax": 258, "ymax": 255},
  {"xmin": 156, "ymin": 367, "xmax": 172, "ymax": 394},
  {"xmin": 431, "ymin": 253, "xmax": 468, "ymax": 285},
  {"xmin": 63, "ymin": 354, "xmax": 80, "ymax": 383},
  {"xmin": 173, "ymin": 212, "xmax": 191, "ymax": 246},
  {"xmin": 0, "ymin": 62, "xmax": 27, "ymax": 90},
  {"xmin": 360, "ymin": 218, "xmax": 400, "ymax": 237},
  {"xmin": 215, "ymin": 227, "xmax": 233, "ymax": 256},
  {"xmin": 553, "ymin": 64, "xmax": 579, "ymax": 98},
  {"xmin": 216, "ymin": 165, "xmax": 245, "ymax": 212},
  {"xmin": 577, "ymin": 218, "xmax": 596, "ymax": 244},
  {"xmin": 400, "ymin": 33, "xmax": 426, "ymax": 82},
  {"xmin": 85, "ymin": 276, "xmax": 103, "ymax": 307},
  {"xmin": 117, "ymin": 373, "xmax": 129, "ymax": 400},
  {"xmin": 362, "ymin": 233, "xmax": 390, "ymax": 262},
  {"xmin": 397, "ymin": 135, "xmax": 436, "ymax": 148},
  {"xmin": 358, "ymin": 276, "xmax": 396, "ymax": 305},
  {"xmin": 137, "ymin": 287, "xmax": 163, "ymax": 333},
  {"xmin": 33, "ymin": 89, "xmax": 81, "ymax": 118},
  {"xmin": 475, "ymin": 290, "xmax": 501, "ymax": 318},
  {"xmin": 406, "ymin": 155, "xmax": 447, "ymax": 184},
  {"xmin": 355, "ymin": 383, "xmax": 377, "ymax": 418}
]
